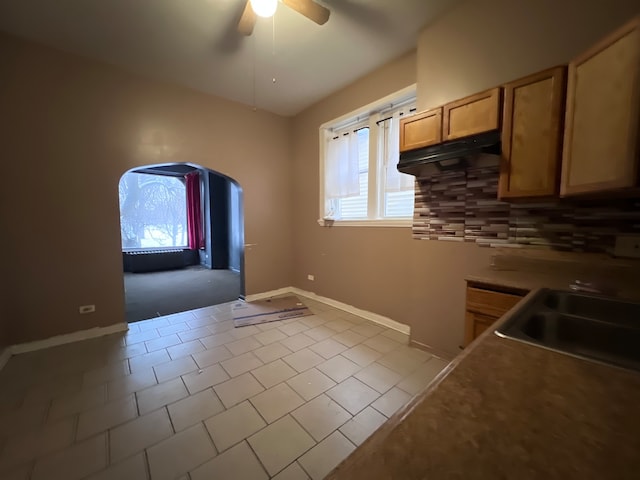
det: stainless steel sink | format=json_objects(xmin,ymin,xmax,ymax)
[{"xmin": 496, "ymin": 289, "xmax": 640, "ymax": 371}]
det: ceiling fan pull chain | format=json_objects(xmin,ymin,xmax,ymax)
[
  {"xmin": 272, "ymin": 15, "xmax": 277, "ymax": 84},
  {"xmin": 252, "ymin": 34, "xmax": 257, "ymax": 111}
]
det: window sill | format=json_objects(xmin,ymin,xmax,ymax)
[{"xmin": 317, "ymin": 218, "xmax": 413, "ymax": 227}]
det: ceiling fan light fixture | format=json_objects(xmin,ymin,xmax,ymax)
[{"xmin": 250, "ymin": 0, "xmax": 278, "ymax": 18}]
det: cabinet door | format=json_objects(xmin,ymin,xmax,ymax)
[
  {"xmin": 499, "ymin": 67, "xmax": 567, "ymax": 200},
  {"xmin": 473, "ymin": 314, "xmax": 496, "ymax": 340},
  {"xmin": 399, "ymin": 108, "xmax": 442, "ymax": 152},
  {"xmin": 464, "ymin": 311, "xmax": 498, "ymax": 347},
  {"xmin": 464, "ymin": 283, "xmax": 526, "ymax": 348},
  {"xmin": 442, "ymin": 88, "xmax": 502, "ymax": 141},
  {"xmin": 561, "ymin": 17, "xmax": 640, "ymax": 196},
  {"xmin": 464, "ymin": 311, "xmax": 476, "ymax": 347}
]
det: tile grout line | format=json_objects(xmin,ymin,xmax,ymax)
[
  {"xmin": 246, "ymin": 395, "xmax": 270, "ymax": 427},
  {"xmin": 200, "ymin": 417, "xmax": 218, "ymax": 453},
  {"xmin": 1, "ymin": 302, "xmax": 436, "ymax": 480},
  {"xmin": 134, "ymin": 391, "xmax": 141, "ymax": 418},
  {"xmin": 25, "ymin": 458, "xmax": 36, "ymax": 480},
  {"xmin": 149, "ymin": 355, "xmax": 163, "ymax": 385},
  {"xmin": 105, "ymin": 428, "xmax": 112, "ymax": 466},
  {"xmin": 182, "ymin": 420, "xmax": 219, "ymax": 478},
  {"xmin": 243, "ymin": 439, "xmax": 271, "ymax": 479},
  {"xmin": 288, "ymin": 412, "xmax": 321, "ymax": 451},
  {"xmin": 71, "ymin": 411, "xmax": 81, "ymax": 444},
  {"xmin": 142, "ymin": 449, "xmax": 152, "ymax": 480},
  {"xmin": 40, "ymin": 396, "xmax": 54, "ymax": 427}
]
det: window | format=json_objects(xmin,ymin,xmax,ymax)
[
  {"xmin": 119, "ymin": 172, "xmax": 187, "ymax": 249},
  {"xmin": 380, "ymin": 116, "xmax": 415, "ymax": 218},
  {"xmin": 321, "ymin": 87, "xmax": 416, "ymax": 226},
  {"xmin": 331, "ymin": 127, "xmax": 370, "ymax": 220}
]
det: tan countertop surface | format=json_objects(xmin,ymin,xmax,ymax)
[
  {"xmin": 465, "ymin": 266, "xmax": 640, "ymax": 301},
  {"xmin": 327, "ymin": 287, "xmax": 640, "ymax": 479}
]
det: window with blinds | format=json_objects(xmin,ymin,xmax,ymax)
[
  {"xmin": 385, "ymin": 189, "xmax": 415, "ymax": 217},
  {"xmin": 321, "ymin": 86, "xmax": 416, "ymax": 225},
  {"xmin": 380, "ymin": 115, "xmax": 415, "ymax": 218},
  {"xmin": 335, "ymin": 128, "xmax": 369, "ymax": 219}
]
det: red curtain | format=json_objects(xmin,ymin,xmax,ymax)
[{"xmin": 186, "ymin": 172, "xmax": 204, "ymax": 250}]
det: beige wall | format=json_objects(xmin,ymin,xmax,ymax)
[
  {"xmin": 292, "ymin": 0, "xmax": 639, "ymax": 357},
  {"xmin": 291, "ymin": 50, "xmax": 492, "ymax": 358},
  {"xmin": 0, "ymin": 33, "xmax": 293, "ymax": 344},
  {"xmin": 418, "ymin": 0, "xmax": 639, "ymax": 109}
]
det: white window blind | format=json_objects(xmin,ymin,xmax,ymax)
[
  {"xmin": 335, "ymin": 128, "xmax": 369, "ymax": 219},
  {"xmin": 381, "ymin": 111, "xmax": 415, "ymax": 218},
  {"xmin": 324, "ymin": 132, "xmax": 360, "ymax": 199}
]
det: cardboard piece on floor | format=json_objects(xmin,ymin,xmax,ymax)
[{"xmin": 232, "ymin": 296, "xmax": 312, "ymax": 327}]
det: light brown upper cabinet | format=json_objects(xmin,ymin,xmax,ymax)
[
  {"xmin": 399, "ymin": 107, "xmax": 443, "ymax": 153},
  {"xmin": 561, "ymin": 17, "xmax": 640, "ymax": 196},
  {"xmin": 498, "ymin": 67, "xmax": 567, "ymax": 200},
  {"xmin": 443, "ymin": 88, "xmax": 502, "ymax": 141}
]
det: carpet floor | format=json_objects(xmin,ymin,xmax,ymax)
[{"xmin": 124, "ymin": 266, "xmax": 241, "ymax": 323}]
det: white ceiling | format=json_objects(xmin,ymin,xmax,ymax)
[{"xmin": 0, "ymin": 0, "xmax": 461, "ymax": 116}]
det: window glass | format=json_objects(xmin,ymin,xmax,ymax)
[
  {"xmin": 321, "ymin": 92, "xmax": 416, "ymax": 224},
  {"xmin": 384, "ymin": 189, "xmax": 415, "ymax": 217},
  {"xmin": 119, "ymin": 172, "xmax": 187, "ymax": 249}
]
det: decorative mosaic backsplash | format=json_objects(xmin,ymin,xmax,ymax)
[{"xmin": 413, "ymin": 165, "xmax": 640, "ymax": 253}]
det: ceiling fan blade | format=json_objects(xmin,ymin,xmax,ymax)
[
  {"xmin": 237, "ymin": 1, "xmax": 257, "ymax": 36},
  {"xmin": 282, "ymin": 0, "xmax": 330, "ymax": 25}
]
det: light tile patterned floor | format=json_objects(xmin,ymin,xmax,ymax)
[{"xmin": 0, "ymin": 297, "xmax": 449, "ymax": 480}]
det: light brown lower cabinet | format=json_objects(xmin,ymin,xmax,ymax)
[{"xmin": 464, "ymin": 282, "xmax": 527, "ymax": 347}]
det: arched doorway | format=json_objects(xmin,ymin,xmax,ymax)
[{"xmin": 118, "ymin": 163, "xmax": 244, "ymax": 323}]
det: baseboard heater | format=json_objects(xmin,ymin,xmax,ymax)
[{"xmin": 123, "ymin": 249, "xmax": 187, "ymax": 273}]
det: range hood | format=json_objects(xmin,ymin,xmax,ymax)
[{"xmin": 398, "ymin": 130, "xmax": 501, "ymax": 177}]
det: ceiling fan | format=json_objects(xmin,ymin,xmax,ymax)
[{"xmin": 238, "ymin": 0, "xmax": 331, "ymax": 36}]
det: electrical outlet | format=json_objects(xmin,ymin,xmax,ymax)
[
  {"xmin": 307, "ymin": 274, "xmax": 315, "ymax": 281},
  {"xmin": 614, "ymin": 235, "xmax": 640, "ymax": 259},
  {"xmin": 79, "ymin": 304, "xmax": 96, "ymax": 314}
]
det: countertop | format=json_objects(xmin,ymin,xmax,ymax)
[
  {"xmin": 327, "ymin": 290, "xmax": 640, "ymax": 479},
  {"xmin": 465, "ymin": 265, "xmax": 640, "ymax": 301}
]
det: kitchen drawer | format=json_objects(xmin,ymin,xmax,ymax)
[{"xmin": 466, "ymin": 286, "xmax": 523, "ymax": 318}]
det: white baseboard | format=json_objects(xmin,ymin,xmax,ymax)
[
  {"xmin": 244, "ymin": 286, "xmax": 410, "ymax": 335},
  {"xmin": 291, "ymin": 288, "xmax": 410, "ymax": 335},
  {"xmin": 245, "ymin": 287, "xmax": 294, "ymax": 302},
  {"xmin": 9, "ymin": 322, "xmax": 129, "ymax": 356},
  {"xmin": 0, "ymin": 347, "xmax": 11, "ymax": 371},
  {"xmin": 409, "ymin": 338, "xmax": 455, "ymax": 361}
]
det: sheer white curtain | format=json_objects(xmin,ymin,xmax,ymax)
[
  {"xmin": 385, "ymin": 114, "xmax": 414, "ymax": 192},
  {"xmin": 325, "ymin": 132, "xmax": 360, "ymax": 199}
]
